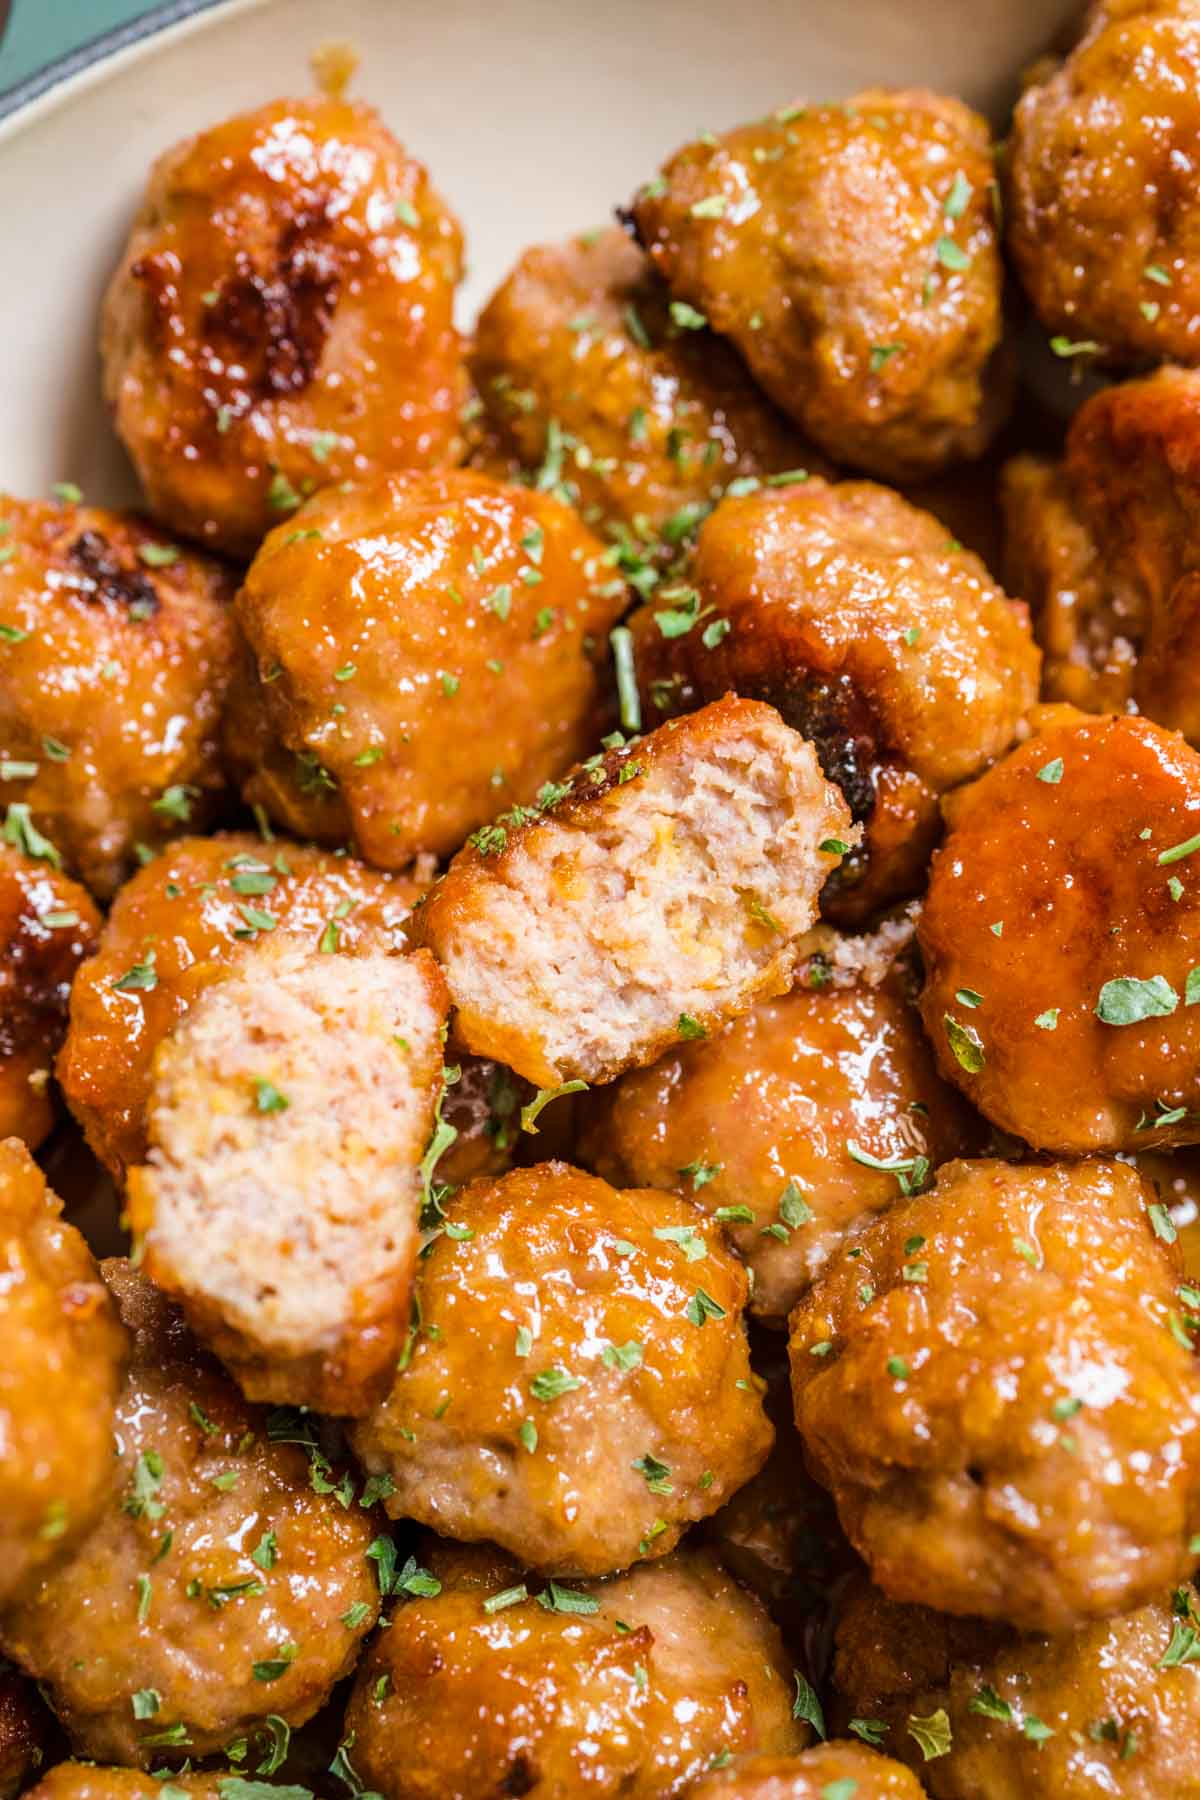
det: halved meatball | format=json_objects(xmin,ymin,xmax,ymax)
[
  {"xmin": 102, "ymin": 96, "xmax": 466, "ymax": 560},
  {"xmin": 917, "ymin": 711, "xmax": 1200, "ymax": 1152},
  {"xmin": 224, "ymin": 470, "xmax": 627, "ymax": 865},
  {"xmin": 683, "ymin": 1745, "xmax": 925, "ymax": 1799},
  {"xmin": 788, "ymin": 1158, "xmax": 1200, "ymax": 1634},
  {"xmin": 630, "ymin": 90, "xmax": 1007, "ymax": 481},
  {"xmin": 0, "ymin": 495, "xmax": 236, "ymax": 899},
  {"xmin": 409, "ymin": 695, "xmax": 854, "ymax": 1086}
]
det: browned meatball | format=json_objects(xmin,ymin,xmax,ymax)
[
  {"xmin": 0, "ymin": 1139, "xmax": 126, "ymax": 1607},
  {"xmin": 225, "ymin": 470, "xmax": 627, "ymax": 865},
  {"xmin": 0, "ymin": 1665, "xmax": 51, "ymax": 1800},
  {"xmin": 917, "ymin": 711, "xmax": 1200, "ymax": 1152},
  {"xmin": 788, "ymin": 1157, "xmax": 1200, "ymax": 1634},
  {"xmin": 630, "ymin": 480, "xmax": 1040, "ymax": 923},
  {"xmin": 57, "ymin": 832, "xmax": 421, "ymax": 1181},
  {"xmin": 1, "ymin": 1261, "xmax": 380, "ymax": 1766},
  {"xmin": 26, "ymin": 1775, "xmax": 228, "ymax": 1800},
  {"xmin": 350, "ymin": 1161, "xmax": 769, "ymax": 1575},
  {"xmin": 102, "ymin": 96, "xmax": 465, "ymax": 560},
  {"xmin": 344, "ymin": 1540, "xmax": 807, "ymax": 1799},
  {"xmin": 0, "ymin": 496, "xmax": 236, "ymax": 899},
  {"xmin": 684, "ymin": 1745, "xmax": 925, "ymax": 1799},
  {"xmin": 631, "ymin": 91, "xmax": 1007, "ymax": 481},
  {"xmin": 1008, "ymin": 0, "xmax": 1200, "ymax": 367}
]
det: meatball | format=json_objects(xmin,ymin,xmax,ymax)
[
  {"xmin": 57, "ymin": 832, "xmax": 421, "ymax": 1180},
  {"xmin": 470, "ymin": 228, "xmax": 822, "ymax": 550},
  {"xmin": 683, "ymin": 1745, "xmax": 925, "ymax": 1799},
  {"xmin": 343, "ymin": 1540, "xmax": 807, "ymax": 1799},
  {"xmin": 27, "ymin": 1775, "xmax": 260, "ymax": 1800},
  {"xmin": 101, "ymin": 96, "xmax": 465, "ymax": 560},
  {"xmin": 1007, "ymin": 0, "xmax": 1200, "ymax": 367},
  {"xmin": 630, "ymin": 90, "xmax": 1007, "ymax": 481},
  {"xmin": 0, "ymin": 1261, "xmax": 380, "ymax": 1766},
  {"xmin": 350, "ymin": 1161, "xmax": 769, "ymax": 1575},
  {"xmin": 788, "ymin": 1157, "xmax": 1200, "ymax": 1634},
  {"xmin": 409, "ymin": 696, "xmax": 854, "ymax": 1086},
  {"xmin": 127, "ymin": 936, "xmax": 448, "ymax": 1414},
  {"xmin": 0, "ymin": 1666, "xmax": 50, "ymax": 1800},
  {"xmin": 629, "ymin": 479, "xmax": 1039, "ymax": 923},
  {"xmin": 580, "ymin": 922, "xmax": 977, "ymax": 1319},
  {"xmin": 917, "ymin": 711, "xmax": 1200, "ymax": 1152},
  {"xmin": 0, "ymin": 495, "xmax": 236, "ymax": 899},
  {"xmin": 224, "ymin": 470, "xmax": 627, "ymax": 865},
  {"xmin": 0, "ymin": 1139, "xmax": 126, "ymax": 1607}
]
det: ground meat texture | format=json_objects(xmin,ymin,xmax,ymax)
[
  {"xmin": 408, "ymin": 696, "xmax": 854, "ymax": 1086},
  {"xmin": 224, "ymin": 470, "xmax": 626, "ymax": 866},
  {"xmin": 57, "ymin": 833, "xmax": 421, "ymax": 1182},
  {"xmin": 101, "ymin": 96, "xmax": 465, "ymax": 561},
  {"xmin": 343, "ymin": 1540, "xmax": 807, "ymax": 1800},
  {"xmin": 0, "ymin": 1139, "xmax": 126, "ymax": 1607},
  {"xmin": 917, "ymin": 711, "xmax": 1200, "ymax": 1152},
  {"xmin": 349, "ymin": 1161, "xmax": 769, "ymax": 1576},
  {"xmin": 683, "ymin": 1745, "xmax": 925, "ymax": 1799},
  {"xmin": 127, "ymin": 936, "xmax": 448, "ymax": 1415},
  {"xmin": 1007, "ymin": 0, "xmax": 1200, "ymax": 368},
  {"xmin": 789, "ymin": 1157, "xmax": 1200, "ymax": 1635},
  {"xmin": 0, "ymin": 496, "xmax": 236, "ymax": 900},
  {"xmin": 629, "ymin": 480, "xmax": 1039, "ymax": 925},
  {"xmin": 630, "ymin": 90, "xmax": 1008, "ymax": 482},
  {"xmin": 0, "ymin": 1261, "xmax": 380, "ymax": 1766}
]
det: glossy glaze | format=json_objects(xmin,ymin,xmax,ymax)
[{"xmin": 685, "ymin": 1745, "xmax": 925, "ymax": 1799}]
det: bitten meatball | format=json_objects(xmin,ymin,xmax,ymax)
[
  {"xmin": 1008, "ymin": 0, "xmax": 1200, "ymax": 367},
  {"xmin": 580, "ymin": 922, "xmax": 977, "ymax": 1319},
  {"xmin": 788, "ymin": 1157, "xmax": 1200, "ymax": 1634},
  {"xmin": 0, "ymin": 1139, "xmax": 126, "ymax": 1607},
  {"xmin": 225, "ymin": 470, "xmax": 627, "ymax": 865},
  {"xmin": 350, "ymin": 1161, "xmax": 769, "ymax": 1575},
  {"xmin": 57, "ymin": 832, "xmax": 421, "ymax": 1180},
  {"xmin": 683, "ymin": 1745, "xmax": 925, "ymax": 1800},
  {"xmin": 127, "ymin": 935, "xmax": 448, "ymax": 1414},
  {"xmin": 630, "ymin": 480, "xmax": 1039, "ymax": 923},
  {"xmin": 0, "ymin": 495, "xmax": 236, "ymax": 899},
  {"xmin": 917, "ymin": 711, "xmax": 1200, "ymax": 1152},
  {"xmin": 409, "ymin": 696, "xmax": 854, "ymax": 1086},
  {"xmin": 102, "ymin": 96, "xmax": 465, "ymax": 560},
  {"xmin": 343, "ymin": 1540, "xmax": 807, "ymax": 1799},
  {"xmin": 0, "ymin": 1261, "xmax": 380, "ymax": 1766},
  {"xmin": 630, "ymin": 91, "xmax": 1007, "ymax": 481},
  {"xmin": 0, "ymin": 1666, "xmax": 50, "ymax": 1800}
]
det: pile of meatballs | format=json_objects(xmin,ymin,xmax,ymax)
[{"xmin": 7, "ymin": 4, "xmax": 1200, "ymax": 1796}]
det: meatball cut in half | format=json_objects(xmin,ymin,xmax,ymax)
[
  {"xmin": 684, "ymin": 1746, "xmax": 925, "ymax": 1799},
  {"xmin": 58, "ymin": 832, "xmax": 421, "ymax": 1181},
  {"xmin": 1, "ymin": 1262, "xmax": 380, "ymax": 1766},
  {"xmin": 0, "ymin": 1139, "xmax": 126, "ymax": 1607},
  {"xmin": 918, "ymin": 711, "xmax": 1200, "ymax": 1153},
  {"xmin": 789, "ymin": 1158, "xmax": 1200, "ymax": 1635},
  {"xmin": 410, "ymin": 696, "xmax": 854, "ymax": 1086},
  {"xmin": 127, "ymin": 935, "xmax": 448, "ymax": 1414},
  {"xmin": 343, "ymin": 1540, "xmax": 807, "ymax": 1800},
  {"xmin": 350, "ymin": 1161, "xmax": 770, "ymax": 1575},
  {"xmin": 226, "ymin": 469, "xmax": 627, "ymax": 866},
  {"xmin": 630, "ymin": 90, "xmax": 1007, "ymax": 482},
  {"xmin": 0, "ymin": 494, "xmax": 236, "ymax": 899},
  {"xmin": 102, "ymin": 96, "xmax": 466, "ymax": 560},
  {"xmin": 630, "ymin": 480, "xmax": 1039, "ymax": 924}
]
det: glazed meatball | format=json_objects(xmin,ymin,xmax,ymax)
[
  {"xmin": 57, "ymin": 832, "xmax": 421, "ymax": 1180},
  {"xmin": 789, "ymin": 1157, "xmax": 1200, "ymax": 1634},
  {"xmin": 0, "ymin": 1139, "xmax": 126, "ymax": 1607},
  {"xmin": 917, "ymin": 711, "xmax": 1200, "ymax": 1152},
  {"xmin": 683, "ymin": 1745, "xmax": 925, "ymax": 1799},
  {"xmin": 580, "ymin": 921, "xmax": 977, "ymax": 1319},
  {"xmin": 629, "ymin": 480, "xmax": 1039, "ymax": 923},
  {"xmin": 0, "ymin": 495, "xmax": 236, "ymax": 899},
  {"xmin": 0, "ymin": 1261, "xmax": 380, "ymax": 1766},
  {"xmin": 350, "ymin": 1161, "xmax": 769, "ymax": 1575},
  {"xmin": 630, "ymin": 91, "xmax": 1007, "ymax": 481},
  {"xmin": 409, "ymin": 696, "xmax": 854, "ymax": 1086},
  {"xmin": 343, "ymin": 1540, "xmax": 807, "ymax": 1799},
  {"xmin": 225, "ymin": 470, "xmax": 627, "ymax": 865},
  {"xmin": 102, "ymin": 96, "xmax": 465, "ymax": 560},
  {"xmin": 127, "ymin": 935, "xmax": 448, "ymax": 1414},
  {"xmin": 471, "ymin": 228, "xmax": 822, "ymax": 549},
  {"xmin": 27, "ymin": 1773, "xmax": 271, "ymax": 1800},
  {"xmin": 1008, "ymin": 0, "xmax": 1200, "ymax": 367}
]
